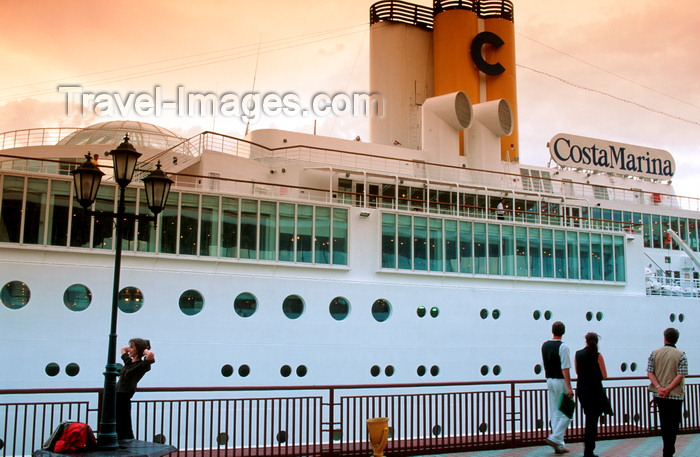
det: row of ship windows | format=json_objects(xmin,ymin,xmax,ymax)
[
  {"xmin": 381, "ymin": 214, "xmax": 627, "ymax": 282},
  {"xmin": 0, "ymin": 175, "xmax": 348, "ymax": 265},
  {"xmin": 40, "ymin": 360, "xmax": 642, "ymax": 379}
]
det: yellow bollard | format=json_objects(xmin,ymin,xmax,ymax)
[{"xmin": 366, "ymin": 417, "xmax": 389, "ymax": 457}]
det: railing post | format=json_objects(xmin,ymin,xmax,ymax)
[{"xmin": 327, "ymin": 387, "xmax": 336, "ymax": 456}]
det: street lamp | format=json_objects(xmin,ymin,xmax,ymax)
[{"xmin": 71, "ymin": 135, "xmax": 173, "ymax": 450}]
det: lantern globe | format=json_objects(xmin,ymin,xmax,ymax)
[
  {"xmin": 142, "ymin": 161, "xmax": 173, "ymax": 216},
  {"xmin": 71, "ymin": 153, "xmax": 105, "ymax": 210}
]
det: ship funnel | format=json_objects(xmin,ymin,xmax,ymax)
[{"xmin": 421, "ymin": 91, "xmax": 472, "ymax": 164}]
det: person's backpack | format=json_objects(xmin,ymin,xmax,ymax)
[{"xmin": 43, "ymin": 421, "xmax": 97, "ymax": 453}]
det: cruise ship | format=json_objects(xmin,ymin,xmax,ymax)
[{"xmin": 0, "ymin": 0, "xmax": 697, "ymax": 397}]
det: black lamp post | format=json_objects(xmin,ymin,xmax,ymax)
[{"xmin": 71, "ymin": 135, "xmax": 172, "ymax": 450}]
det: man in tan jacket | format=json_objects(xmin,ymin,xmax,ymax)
[{"xmin": 647, "ymin": 328, "xmax": 688, "ymax": 457}]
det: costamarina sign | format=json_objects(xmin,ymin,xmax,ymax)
[{"xmin": 548, "ymin": 133, "xmax": 675, "ymax": 179}]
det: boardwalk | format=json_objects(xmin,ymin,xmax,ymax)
[{"xmin": 416, "ymin": 433, "xmax": 700, "ymax": 456}]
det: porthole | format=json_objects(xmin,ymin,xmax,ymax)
[
  {"xmin": 534, "ymin": 364, "xmax": 542, "ymax": 375},
  {"xmin": 432, "ymin": 425, "xmax": 442, "ymax": 436},
  {"xmin": 679, "ymin": 313, "xmax": 685, "ymax": 322},
  {"xmin": 296, "ymin": 365, "xmax": 307, "ymax": 377},
  {"xmin": 480, "ymin": 365, "xmax": 489, "ymax": 376},
  {"xmin": 370, "ymin": 365, "xmax": 381, "ymax": 377},
  {"xmin": 430, "ymin": 307, "xmax": 439, "ymax": 318},
  {"xmin": 430, "ymin": 365, "xmax": 440, "ymax": 376},
  {"xmin": 276, "ymin": 431, "xmax": 288, "ymax": 443},
  {"xmin": 238, "ymin": 365, "xmax": 250, "ymax": 377},
  {"xmin": 153, "ymin": 434, "xmax": 166, "ymax": 444},
  {"xmin": 493, "ymin": 365, "xmax": 501, "ymax": 376},
  {"xmin": 670, "ymin": 313, "xmax": 676, "ymax": 322},
  {"xmin": 533, "ymin": 310, "xmax": 541, "ymax": 320},
  {"xmin": 596, "ymin": 311, "xmax": 603, "ymax": 321},
  {"xmin": 480, "ymin": 308, "xmax": 488, "ymax": 319},
  {"xmin": 221, "ymin": 365, "xmax": 234, "ymax": 377},
  {"xmin": 417, "ymin": 306, "xmax": 426, "ymax": 318},
  {"xmin": 45, "ymin": 363, "xmax": 60, "ymax": 377},
  {"xmin": 630, "ymin": 362, "xmax": 638, "ymax": 372},
  {"xmin": 329, "ymin": 297, "xmax": 350, "ymax": 321},
  {"xmin": 216, "ymin": 433, "xmax": 228, "ymax": 446},
  {"xmin": 491, "ymin": 309, "xmax": 500, "ymax": 319},
  {"xmin": 1, "ymin": 280, "xmax": 30, "ymax": 309},
  {"xmin": 385, "ymin": 365, "xmax": 395, "ymax": 377},
  {"xmin": 283, "ymin": 295, "xmax": 304, "ymax": 319},
  {"xmin": 179, "ymin": 289, "xmax": 204, "ymax": 316},
  {"xmin": 234, "ymin": 292, "xmax": 257, "ymax": 318},
  {"xmin": 417, "ymin": 365, "xmax": 426, "ymax": 376},
  {"xmin": 65, "ymin": 363, "xmax": 80, "ymax": 377},
  {"xmin": 478, "ymin": 423, "xmax": 488, "ymax": 433},
  {"xmin": 620, "ymin": 362, "xmax": 628, "ymax": 372},
  {"xmin": 118, "ymin": 286, "xmax": 143, "ymax": 313},
  {"xmin": 63, "ymin": 284, "xmax": 92, "ymax": 312},
  {"xmin": 280, "ymin": 365, "xmax": 292, "ymax": 377},
  {"xmin": 371, "ymin": 299, "xmax": 391, "ymax": 322},
  {"xmin": 544, "ymin": 310, "xmax": 552, "ymax": 320},
  {"xmin": 586, "ymin": 311, "xmax": 593, "ymax": 321}
]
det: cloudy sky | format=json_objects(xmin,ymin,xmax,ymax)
[{"xmin": 1, "ymin": 0, "xmax": 699, "ymax": 195}]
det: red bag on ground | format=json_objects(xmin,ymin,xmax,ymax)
[{"xmin": 51, "ymin": 422, "xmax": 97, "ymax": 453}]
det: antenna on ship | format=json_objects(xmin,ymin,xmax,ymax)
[{"xmin": 245, "ymin": 34, "xmax": 262, "ymax": 137}]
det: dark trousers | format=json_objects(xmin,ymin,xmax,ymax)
[
  {"xmin": 656, "ymin": 397, "xmax": 683, "ymax": 457},
  {"xmin": 116, "ymin": 391, "xmax": 135, "ymax": 440},
  {"xmin": 583, "ymin": 411, "xmax": 599, "ymax": 457}
]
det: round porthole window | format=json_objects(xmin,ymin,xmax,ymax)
[
  {"xmin": 417, "ymin": 306, "xmax": 426, "ymax": 318},
  {"xmin": 296, "ymin": 365, "xmax": 307, "ymax": 377},
  {"xmin": 238, "ymin": 365, "xmax": 250, "ymax": 377},
  {"xmin": 283, "ymin": 295, "xmax": 304, "ymax": 319},
  {"xmin": 179, "ymin": 289, "xmax": 204, "ymax": 316},
  {"xmin": 63, "ymin": 284, "xmax": 92, "ymax": 312},
  {"xmin": 1, "ymin": 280, "xmax": 30, "ymax": 309},
  {"xmin": 371, "ymin": 299, "xmax": 391, "ymax": 322},
  {"xmin": 430, "ymin": 307, "xmax": 439, "ymax": 318},
  {"xmin": 45, "ymin": 363, "xmax": 60, "ymax": 377},
  {"xmin": 221, "ymin": 365, "xmax": 234, "ymax": 377},
  {"xmin": 65, "ymin": 363, "xmax": 80, "ymax": 377},
  {"xmin": 234, "ymin": 292, "xmax": 257, "ymax": 317},
  {"xmin": 533, "ymin": 310, "xmax": 541, "ymax": 320},
  {"xmin": 417, "ymin": 365, "xmax": 426, "ymax": 376},
  {"xmin": 370, "ymin": 365, "xmax": 381, "ymax": 377},
  {"xmin": 430, "ymin": 365, "xmax": 440, "ymax": 376},
  {"xmin": 329, "ymin": 297, "xmax": 350, "ymax": 321},
  {"xmin": 280, "ymin": 365, "xmax": 292, "ymax": 377},
  {"xmin": 118, "ymin": 287, "xmax": 143, "ymax": 313}
]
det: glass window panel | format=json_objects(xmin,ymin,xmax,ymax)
[
  {"xmin": 332, "ymin": 208, "xmax": 348, "ymax": 265},
  {"xmin": 651, "ymin": 214, "xmax": 661, "ymax": 249},
  {"xmin": 329, "ymin": 296, "xmax": 350, "ymax": 321},
  {"xmin": 200, "ymin": 195, "xmax": 219, "ymax": 257},
  {"xmin": 179, "ymin": 193, "xmax": 199, "ymax": 256},
  {"xmin": 48, "ymin": 180, "xmax": 71, "ymax": 246},
  {"xmin": 90, "ymin": 185, "xmax": 115, "ymax": 249},
  {"xmin": 382, "ymin": 213, "xmax": 396, "ymax": 269},
  {"xmin": 642, "ymin": 213, "xmax": 651, "ymax": 248},
  {"xmin": 315, "ymin": 207, "xmax": 331, "ymax": 264},
  {"xmin": 501, "ymin": 225, "xmax": 514, "ymax": 276},
  {"xmin": 689, "ymin": 219, "xmax": 698, "ymax": 251},
  {"xmin": 488, "ymin": 224, "xmax": 501, "ymax": 275},
  {"xmin": 23, "ymin": 178, "xmax": 47, "ymax": 245},
  {"xmin": 591, "ymin": 233, "xmax": 603, "ymax": 280},
  {"xmin": 459, "ymin": 221, "xmax": 472, "ymax": 273},
  {"xmin": 516, "ymin": 226, "xmax": 528, "ymax": 276},
  {"xmin": 529, "ymin": 228, "xmax": 541, "ymax": 277},
  {"xmin": 137, "ymin": 188, "xmax": 156, "ymax": 253},
  {"xmin": 567, "ymin": 231, "xmax": 579, "ymax": 280},
  {"xmin": 63, "ymin": 284, "xmax": 91, "ymax": 312},
  {"xmin": 555, "ymin": 230, "xmax": 566, "ymax": 279},
  {"xmin": 296, "ymin": 205, "xmax": 313, "ymax": 263},
  {"xmin": 159, "ymin": 191, "xmax": 179, "ymax": 254},
  {"xmin": 234, "ymin": 292, "xmax": 257, "ymax": 317},
  {"xmin": 429, "ymin": 218, "xmax": 443, "ymax": 271},
  {"xmin": 413, "ymin": 216, "xmax": 427, "ymax": 271},
  {"xmin": 473, "ymin": 222, "xmax": 486, "ymax": 274},
  {"xmin": 179, "ymin": 289, "xmax": 204, "ymax": 316},
  {"xmin": 542, "ymin": 229, "xmax": 554, "ymax": 278},
  {"xmin": 278, "ymin": 203, "xmax": 295, "ymax": 262},
  {"xmin": 603, "ymin": 234, "xmax": 614, "ymax": 281},
  {"xmin": 579, "ymin": 232, "xmax": 591, "ymax": 280},
  {"xmin": 240, "ymin": 199, "xmax": 258, "ymax": 259},
  {"xmin": 445, "ymin": 219, "xmax": 458, "ymax": 273},
  {"xmin": 221, "ymin": 197, "xmax": 238, "ymax": 258},
  {"xmin": 121, "ymin": 187, "xmax": 138, "ymax": 251},
  {"xmin": 614, "ymin": 235, "xmax": 626, "ymax": 282},
  {"xmin": 398, "ymin": 215, "xmax": 412, "ymax": 269},
  {"xmin": 259, "ymin": 201, "xmax": 276, "ymax": 260},
  {"xmin": 283, "ymin": 294, "xmax": 304, "ymax": 319},
  {"xmin": 0, "ymin": 175, "xmax": 24, "ymax": 243}
]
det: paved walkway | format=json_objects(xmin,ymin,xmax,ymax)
[{"xmin": 416, "ymin": 433, "xmax": 700, "ymax": 456}]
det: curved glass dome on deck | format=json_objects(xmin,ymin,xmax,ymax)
[{"xmin": 57, "ymin": 120, "xmax": 184, "ymax": 150}]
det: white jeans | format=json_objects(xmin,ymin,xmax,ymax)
[{"xmin": 547, "ymin": 378, "xmax": 571, "ymax": 446}]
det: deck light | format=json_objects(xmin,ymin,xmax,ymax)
[
  {"xmin": 106, "ymin": 134, "xmax": 141, "ymax": 188},
  {"xmin": 142, "ymin": 161, "xmax": 173, "ymax": 216},
  {"xmin": 71, "ymin": 153, "xmax": 105, "ymax": 210}
]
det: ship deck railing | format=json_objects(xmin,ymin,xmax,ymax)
[
  {"xmin": 646, "ymin": 274, "xmax": 700, "ymax": 297},
  {"xmin": 2, "ymin": 128, "xmax": 700, "ymax": 215},
  {"xmin": 2, "ymin": 376, "xmax": 699, "ymax": 457}
]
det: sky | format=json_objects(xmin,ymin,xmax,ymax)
[{"xmin": 1, "ymin": 0, "xmax": 699, "ymax": 196}]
